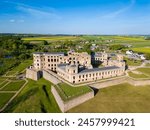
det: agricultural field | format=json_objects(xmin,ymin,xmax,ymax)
[
  {"xmin": 4, "ymin": 78, "xmax": 61, "ymax": 113},
  {"xmin": 68, "ymin": 83, "xmax": 150, "ymax": 113},
  {"xmin": 132, "ymin": 47, "xmax": 150, "ymax": 54},
  {"xmin": 22, "ymin": 36, "xmax": 82, "ymax": 41},
  {"xmin": 55, "ymin": 83, "xmax": 92, "ymax": 101}
]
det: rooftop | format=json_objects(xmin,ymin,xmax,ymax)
[
  {"xmin": 33, "ymin": 52, "xmax": 64, "ymax": 55},
  {"xmin": 80, "ymin": 66, "xmax": 120, "ymax": 74}
]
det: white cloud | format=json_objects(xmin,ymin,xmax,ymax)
[
  {"xmin": 102, "ymin": 0, "xmax": 136, "ymax": 18},
  {"xmin": 9, "ymin": 19, "xmax": 15, "ymax": 22},
  {"xmin": 4, "ymin": 1, "xmax": 61, "ymax": 19},
  {"xmin": 9, "ymin": 19, "xmax": 25, "ymax": 23}
]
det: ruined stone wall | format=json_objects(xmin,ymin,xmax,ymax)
[
  {"xmin": 51, "ymin": 86, "xmax": 94, "ymax": 112},
  {"xmin": 43, "ymin": 70, "xmax": 61, "ymax": 85},
  {"xmin": 26, "ymin": 68, "xmax": 41, "ymax": 80}
]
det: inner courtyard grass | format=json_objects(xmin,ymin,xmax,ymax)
[
  {"xmin": 4, "ymin": 78, "xmax": 61, "ymax": 113},
  {"xmin": 68, "ymin": 83, "xmax": 150, "ymax": 113},
  {"xmin": 124, "ymin": 57, "xmax": 142, "ymax": 66},
  {"xmin": 1, "ymin": 80, "xmax": 26, "ymax": 91},
  {"xmin": 55, "ymin": 83, "xmax": 92, "ymax": 101},
  {"xmin": 128, "ymin": 71, "xmax": 149, "ymax": 79},
  {"xmin": 0, "ymin": 93, "xmax": 14, "ymax": 109}
]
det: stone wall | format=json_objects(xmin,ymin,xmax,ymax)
[
  {"xmin": 26, "ymin": 68, "xmax": 41, "ymax": 80},
  {"xmin": 90, "ymin": 77, "xmax": 127, "ymax": 89},
  {"xmin": 51, "ymin": 86, "xmax": 94, "ymax": 112},
  {"xmin": 91, "ymin": 76, "xmax": 150, "ymax": 89},
  {"xmin": 127, "ymin": 78, "xmax": 150, "ymax": 86},
  {"xmin": 43, "ymin": 70, "xmax": 61, "ymax": 85}
]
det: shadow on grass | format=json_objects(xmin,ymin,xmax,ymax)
[
  {"xmin": 3, "ymin": 88, "xmax": 38, "ymax": 113},
  {"xmin": 90, "ymin": 87, "xmax": 99, "ymax": 96},
  {"xmin": 40, "ymin": 101, "xmax": 47, "ymax": 113}
]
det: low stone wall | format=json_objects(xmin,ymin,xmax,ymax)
[
  {"xmin": 91, "ymin": 77, "xmax": 127, "ymax": 89},
  {"xmin": 127, "ymin": 78, "xmax": 150, "ymax": 86},
  {"xmin": 43, "ymin": 70, "xmax": 61, "ymax": 85},
  {"xmin": 91, "ymin": 76, "xmax": 150, "ymax": 89},
  {"xmin": 51, "ymin": 86, "xmax": 94, "ymax": 112}
]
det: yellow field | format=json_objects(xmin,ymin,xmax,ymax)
[
  {"xmin": 22, "ymin": 36, "xmax": 82, "ymax": 41},
  {"xmin": 132, "ymin": 47, "xmax": 150, "ymax": 53},
  {"xmin": 113, "ymin": 36, "xmax": 145, "ymax": 42}
]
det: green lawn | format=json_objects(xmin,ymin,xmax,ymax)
[
  {"xmin": 0, "ymin": 93, "xmax": 14, "ymax": 109},
  {"xmin": 4, "ymin": 78, "xmax": 61, "ymax": 113},
  {"xmin": 0, "ymin": 80, "xmax": 9, "ymax": 89},
  {"xmin": 136, "ymin": 68, "xmax": 150, "ymax": 76},
  {"xmin": 124, "ymin": 57, "xmax": 142, "ymax": 66},
  {"xmin": 11, "ymin": 60, "xmax": 32, "ymax": 73},
  {"xmin": 1, "ymin": 80, "xmax": 25, "ymax": 91},
  {"xmin": 128, "ymin": 72, "xmax": 149, "ymax": 79},
  {"xmin": 5, "ymin": 71, "xmax": 17, "ymax": 76},
  {"xmin": 146, "ymin": 63, "xmax": 150, "ymax": 67},
  {"xmin": 55, "ymin": 83, "xmax": 92, "ymax": 101},
  {"xmin": 68, "ymin": 83, "xmax": 150, "ymax": 113}
]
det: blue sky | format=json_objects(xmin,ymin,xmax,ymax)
[{"xmin": 0, "ymin": 0, "xmax": 150, "ymax": 34}]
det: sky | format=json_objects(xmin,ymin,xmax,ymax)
[{"xmin": 0, "ymin": 0, "xmax": 150, "ymax": 34}]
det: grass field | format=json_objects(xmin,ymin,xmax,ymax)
[
  {"xmin": 4, "ymin": 78, "xmax": 61, "ymax": 113},
  {"xmin": 12, "ymin": 60, "xmax": 32, "ymax": 73},
  {"xmin": 128, "ymin": 72, "xmax": 149, "ymax": 79},
  {"xmin": 5, "ymin": 71, "xmax": 17, "ymax": 76},
  {"xmin": 55, "ymin": 83, "xmax": 92, "ymax": 101},
  {"xmin": 68, "ymin": 83, "xmax": 150, "ymax": 113},
  {"xmin": 0, "ymin": 93, "xmax": 14, "ymax": 109},
  {"xmin": 0, "ymin": 80, "xmax": 9, "ymax": 89},
  {"xmin": 124, "ymin": 57, "xmax": 142, "ymax": 66},
  {"xmin": 4, "ymin": 60, "xmax": 32, "ymax": 76},
  {"xmin": 1, "ymin": 80, "xmax": 25, "ymax": 91},
  {"xmin": 136, "ymin": 68, "xmax": 150, "ymax": 76},
  {"xmin": 146, "ymin": 63, "xmax": 150, "ymax": 67}
]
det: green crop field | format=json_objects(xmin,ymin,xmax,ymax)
[
  {"xmin": 4, "ymin": 78, "xmax": 61, "ymax": 113},
  {"xmin": 1, "ymin": 80, "xmax": 25, "ymax": 91},
  {"xmin": 0, "ymin": 93, "xmax": 14, "ymax": 109},
  {"xmin": 55, "ymin": 83, "xmax": 92, "ymax": 101},
  {"xmin": 128, "ymin": 72, "xmax": 149, "ymax": 79},
  {"xmin": 68, "ymin": 83, "xmax": 150, "ymax": 113}
]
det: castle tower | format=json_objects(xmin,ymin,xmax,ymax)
[{"xmin": 33, "ymin": 52, "xmax": 44, "ymax": 70}]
